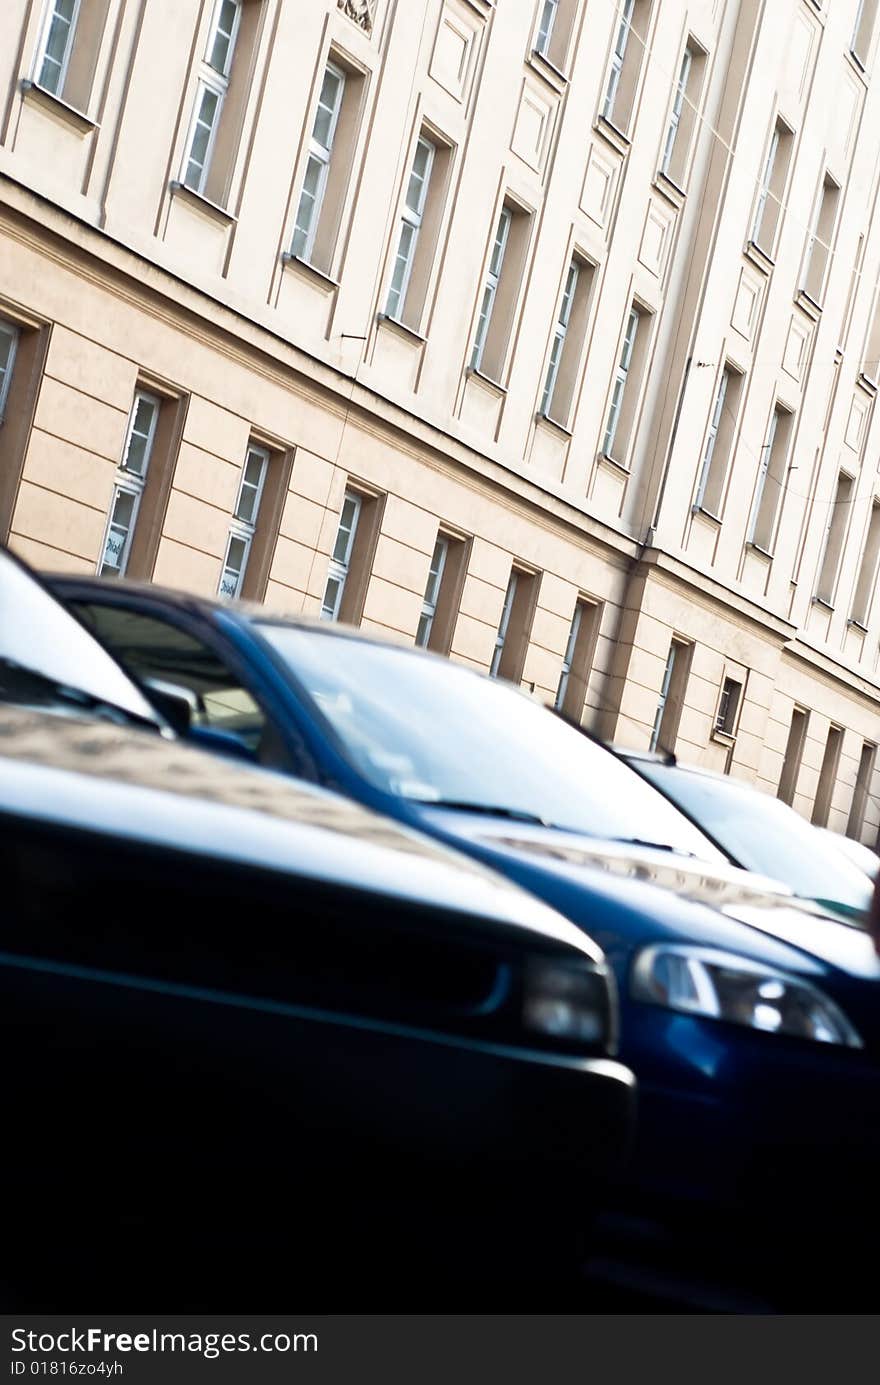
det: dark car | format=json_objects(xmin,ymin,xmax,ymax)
[
  {"xmin": 51, "ymin": 576, "xmax": 880, "ymax": 1307},
  {"xmin": 1, "ymin": 549, "xmax": 636, "ymax": 1309},
  {"xmin": 617, "ymin": 748, "xmax": 875, "ymax": 920}
]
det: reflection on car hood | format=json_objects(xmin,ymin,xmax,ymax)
[
  {"xmin": 0, "ymin": 706, "xmax": 599, "ymax": 960},
  {"xmin": 437, "ymin": 817, "xmax": 879, "ymax": 979}
]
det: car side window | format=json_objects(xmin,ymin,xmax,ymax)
[{"xmin": 72, "ymin": 601, "xmax": 293, "ymax": 772}]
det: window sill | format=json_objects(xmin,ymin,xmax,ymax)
[
  {"xmin": 746, "ymin": 540, "xmax": 773, "ymax": 561},
  {"xmin": 527, "ymin": 49, "xmax": 568, "ymax": 93},
  {"xmin": 653, "ymin": 170, "xmax": 687, "ymax": 210},
  {"xmin": 377, "ymin": 312, "xmax": 427, "ymax": 345},
  {"xmin": 744, "ymin": 238, "xmax": 774, "ymax": 276},
  {"xmin": 461, "ymin": 0, "xmax": 495, "ymax": 15},
  {"xmin": 857, "ymin": 371, "xmax": 878, "ymax": 397},
  {"xmin": 812, "ymin": 595, "xmax": 835, "ymax": 611},
  {"xmin": 465, "ymin": 366, "xmax": 507, "ymax": 396},
  {"xmin": 848, "ymin": 618, "xmax": 869, "ymax": 633},
  {"xmin": 710, "ymin": 727, "xmax": 737, "ymax": 748},
  {"xmin": 691, "ymin": 503, "xmax": 722, "ymax": 526},
  {"xmin": 846, "ymin": 48, "xmax": 869, "ymax": 83},
  {"xmin": 535, "ymin": 410, "xmax": 573, "ymax": 438},
  {"xmin": 169, "ymin": 181, "xmax": 237, "ymax": 227},
  {"xmin": 282, "ymin": 253, "xmax": 339, "ymax": 292},
  {"xmin": 593, "ymin": 115, "xmax": 631, "ymax": 158},
  {"xmin": 795, "ymin": 288, "xmax": 823, "ymax": 322},
  {"xmin": 20, "ymin": 79, "xmax": 98, "ymax": 135},
  {"xmin": 597, "ymin": 450, "xmax": 630, "ymax": 476}
]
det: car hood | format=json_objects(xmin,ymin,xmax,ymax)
[
  {"xmin": 0, "ymin": 705, "xmax": 600, "ymax": 961},
  {"xmin": 420, "ymin": 810, "xmax": 880, "ymax": 979}
]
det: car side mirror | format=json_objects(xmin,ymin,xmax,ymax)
[{"xmin": 141, "ymin": 677, "xmax": 197, "ymax": 737}]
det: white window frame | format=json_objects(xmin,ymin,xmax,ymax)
[
  {"xmin": 490, "ymin": 572, "xmax": 518, "ymax": 678},
  {"xmin": 0, "ymin": 320, "xmax": 20, "ymax": 421},
  {"xmin": 661, "ymin": 45, "xmax": 692, "ymax": 176},
  {"xmin": 603, "ymin": 0, "xmax": 635, "ymax": 122},
  {"xmin": 752, "ymin": 125, "xmax": 780, "ymax": 248},
  {"xmin": 385, "ymin": 136, "xmax": 436, "ymax": 321},
  {"xmin": 218, "ymin": 443, "xmax": 270, "ymax": 600},
  {"xmin": 471, "ymin": 206, "xmax": 512, "ymax": 372},
  {"xmin": 540, "ymin": 260, "xmax": 579, "ymax": 417},
  {"xmin": 322, "ymin": 490, "xmax": 362, "ymax": 621},
  {"xmin": 181, "ymin": 0, "xmax": 242, "ymax": 195},
  {"xmin": 291, "ymin": 61, "xmax": 346, "ymax": 262},
  {"xmin": 650, "ymin": 642, "xmax": 677, "ymax": 751},
  {"xmin": 34, "ymin": 0, "xmax": 81, "ymax": 97},
  {"xmin": 554, "ymin": 601, "xmax": 583, "ymax": 710},
  {"xmin": 715, "ymin": 676, "xmax": 742, "ymax": 735},
  {"xmin": 749, "ymin": 407, "xmax": 778, "ymax": 544},
  {"xmin": 602, "ymin": 306, "xmax": 639, "ymax": 459},
  {"xmin": 535, "ymin": 0, "xmax": 559, "ymax": 56},
  {"xmin": 695, "ymin": 366, "xmax": 730, "ymax": 509},
  {"xmin": 415, "ymin": 535, "xmax": 449, "ymax": 648},
  {"xmin": 98, "ymin": 390, "xmax": 160, "ymax": 579}
]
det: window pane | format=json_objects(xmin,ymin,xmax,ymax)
[
  {"xmin": 207, "ymin": 0, "xmax": 238, "ymax": 73},
  {"xmin": 0, "ymin": 322, "xmax": 18, "ymax": 415},
  {"xmin": 101, "ymin": 490, "xmax": 136, "ymax": 576},
  {"xmin": 313, "ymin": 67, "xmax": 343, "ymax": 148},
  {"xmin": 123, "ymin": 395, "xmax": 158, "ymax": 477},
  {"xmin": 321, "ymin": 573, "xmax": 343, "ymax": 620}
]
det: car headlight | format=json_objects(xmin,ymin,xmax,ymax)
[
  {"xmin": 523, "ymin": 959, "xmax": 616, "ymax": 1050},
  {"xmin": 631, "ymin": 944, "xmax": 862, "ymax": 1048}
]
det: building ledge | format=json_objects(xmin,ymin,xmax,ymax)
[
  {"xmin": 812, "ymin": 595, "xmax": 835, "ymax": 611},
  {"xmin": 535, "ymin": 410, "xmax": 573, "ymax": 438},
  {"xmin": 795, "ymin": 288, "xmax": 822, "ymax": 322},
  {"xmin": 653, "ymin": 170, "xmax": 686, "ymax": 211},
  {"xmin": 20, "ymin": 80, "xmax": 98, "ymax": 135},
  {"xmin": 848, "ymin": 618, "xmax": 869, "ymax": 633},
  {"xmin": 465, "ymin": 366, "xmax": 507, "ymax": 397},
  {"xmin": 377, "ymin": 312, "xmax": 427, "ymax": 345},
  {"xmin": 527, "ymin": 50, "xmax": 568, "ymax": 93},
  {"xmin": 691, "ymin": 503, "xmax": 722, "ymax": 526},
  {"xmin": 281, "ymin": 253, "xmax": 339, "ymax": 292},
  {"xmin": 746, "ymin": 540, "xmax": 773, "ymax": 561},
  {"xmin": 857, "ymin": 371, "xmax": 878, "ymax": 397},
  {"xmin": 593, "ymin": 115, "xmax": 630, "ymax": 158},
  {"xmin": 744, "ymin": 238, "xmax": 774, "ymax": 277},
  {"xmin": 597, "ymin": 450, "xmax": 631, "ymax": 476},
  {"xmin": 169, "ymin": 181, "xmax": 237, "ymax": 227}
]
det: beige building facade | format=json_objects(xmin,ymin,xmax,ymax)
[{"xmin": 1, "ymin": 0, "xmax": 880, "ymax": 841}]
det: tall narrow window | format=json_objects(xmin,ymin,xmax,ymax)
[
  {"xmin": 749, "ymin": 403, "xmax": 793, "ymax": 553},
  {"xmin": 99, "ymin": 391, "xmax": 160, "ymax": 579},
  {"xmin": 861, "ymin": 295, "xmax": 880, "ymax": 386},
  {"xmin": 603, "ymin": 0, "xmax": 635, "ymax": 121},
  {"xmin": 802, "ymin": 173, "xmax": 840, "ymax": 305},
  {"xmin": 0, "ymin": 320, "xmax": 19, "ymax": 421},
  {"xmin": 848, "ymin": 741, "xmax": 876, "ymax": 839},
  {"xmin": 715, "ymin": 676, "xmax": 743, "ymax": 736},
  {"xmin": 181, "ymin": 0, "xmax": 242, "ymax": 195},
  {"xmin": 815, "ymin": 471, "xmax": 854, "ymax": 605},
  {"xmin": 535, "ymin": 0, "xmax": 558, "ymax": 56},
  {"xmin": 751, "ymin": 118, "xmax": 793, "ymax": 256},
  {"xmin": 386, "ymin": 136, "xmax": 435, "ymax": 321},
  {"xmin": 490, "ymin": 568, "xmax": 538, "ymax": 684},
  {"xmin": 218, "ymin": 443, "xmax": 269, "ymax": 599},
  {"xmin": 415, "ymin": 536, "xmax": 449, "ymax": 649},
  {"xmin": 778, "ymin": 706, "xmax": 809, "ymax": 805},
  {"xmin": 812, "ymin": 724, "xmax": 843, "ymax": 827},
  {"xmin": 555, "ymin": 597, "xmax": 602, "ymax": 720},
  {"xmin": 650, "ymin": 637, "xmax": 691, "ymax": 753},
  {"xmin": 851, "ymin": 0, "xmax": 879, "ymax": 67},
  {"xmin": 541, "ymin": 261, "xmax": 578, "ymax": 416},
  {"xmin": 661, "ymin": 47, "xmax": 691, "ymax": 175},
  {"xmin": 35, "ymin": 0, "xmax": 80, "ymax": 95},
  {"xmin": 695, "ymin": 364, "xmax": 744, "ymax": 515},
  {"xmin": 291, "ymin": 63, "xmax": 345, "ymax": 263},
  {"xmin": 471, "ymin": 208, "xmax": 511, "ymax": 372},
  {"xmin": 851, "ymin": 500, "xmax": 880, "ymax": 626},
  {"xmin": 322, "ymin": 490, "xmax": 362, "ymax": 621},
  {"xmin": 602, "ymin": 306, "xmax": 639, "ymax": 460}
]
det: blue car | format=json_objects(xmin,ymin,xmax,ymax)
[{"xmin": 53, "ymin": 577, "xmax": 880, "ymax": 1305}]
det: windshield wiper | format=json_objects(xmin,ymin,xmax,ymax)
[
  {"xmin": 413, "ymin": 798, "xmax": 551, "ymax": 826},
  {"xmin": 0, "ymin": 657, "xmax": 161, "ymax": 734},
  {"xmin": 607, "ymin": 836, "xmax": 699, "ymax": 858}
]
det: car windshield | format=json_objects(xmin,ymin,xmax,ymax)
[
  {"xmin": 634, "ymin": 760, "xmax": 874, "ymax": 913},
  {"xmin": 0, "ymin": 549, "xmax": 162, "ymax": 728},
  {"xmin": 256, "ymin": 623, "xmax": 725, "ymax": 858}
]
